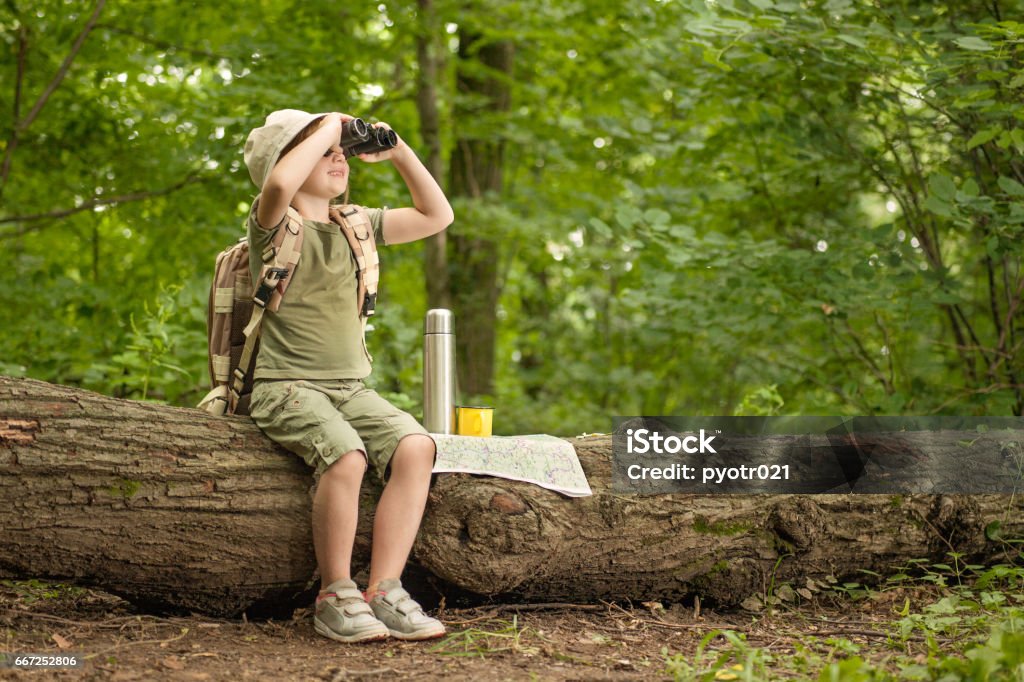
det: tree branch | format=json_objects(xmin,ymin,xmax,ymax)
[
  {"xmin": 840, "ymin": 318, "xmax": 892, "ymax": 394},
  {"xmin": 0, "ymin": 0, "xmax": 106, "ymax": 203},
  {"xmin": 825, "ymin": 321, "xmax": 874, "ymax": 412},
  {"xmin": 874, "ymin": 79, "xmax": 967, "ymax": 130},
  {"xmin": 18, "ymin": 0, "xmax": 106, "ymax": 133},
  {"xmin": 0, "ymin": 26, "xmax": 30, "ymax": 201},
  {"xmin": 950, "ymin": 301, "xmax": 995, "ymax": 370},
  {"xmin": 873, "ymin": 312, "xmax": 896, "ymax": 391},
  {"xmin": 0, "ymin": 172, "xmax": 209, "ymax": 238},
  {"xmin": 928, "ymin": 382, "xmax": 1024, "ymax": 415},
  {"xmin": 93, "ymin": 23, "xmax": 229, "ymax": 61}
]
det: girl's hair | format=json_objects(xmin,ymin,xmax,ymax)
[
  {"xmin": 279, "ymin": 114, "xmax": 350, "ymax": 204},
  {"xmin": 279, "ymin": 115, "xmax": 325, "ymax": 159}
]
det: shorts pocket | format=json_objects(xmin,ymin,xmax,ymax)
[
  {"xmin": 281, "ymin": 383, "xmax": 306, "ymax": 411},
  {"xmin": 250, "ymin": 381, "xmax": 299, "ymax": 419}
]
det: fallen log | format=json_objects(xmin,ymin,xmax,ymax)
[{"xmin": 2, "ymin": 376, "xmax": 1022, "ymax": 617}]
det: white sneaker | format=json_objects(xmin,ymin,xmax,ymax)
[
  {"xmin": 366, "ymin": 579, "xmax": 446, "ymax": 641},
  {"xmin": 313, "ymin": 579, "xmax": 389, "ymax": 643}
]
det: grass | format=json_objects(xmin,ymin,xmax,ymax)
[
  {"xmin": 1, "ymin": 579, "xmax": 87, "ymax": 604},
  {"xmin": 429, "ymin": 616, "xmax": 541, "ymax": 658},
  {"xmin": 662, "ymin": 549, "xmax": 1024, "ymax": 681}
]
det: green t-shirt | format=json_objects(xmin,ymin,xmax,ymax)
[{"xmin": 246, "ymin": 200, "xmax": 386, "ymax": 380}]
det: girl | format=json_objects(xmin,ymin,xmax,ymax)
[{"xmin": 242, "ymin": 109, "xmax": 454, "ymax": 642}]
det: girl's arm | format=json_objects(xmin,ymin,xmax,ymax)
[
  {"xmin": 256, "ymin": 113, "xmax": 347, "ymax": 230},
  {"xmin": 360, "ymin": 124, "xmax": 454, "ymax": 244}
]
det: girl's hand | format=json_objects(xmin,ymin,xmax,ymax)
[
  {"xmin": 318, "ymin": 112, "xmax": 354, "ymax": 136},
  {"xmin": 356, "ymin": 122, "xmax": 407, "ymax": 163}
]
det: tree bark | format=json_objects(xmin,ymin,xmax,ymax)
[
  {"xmin": 415, "ymin": 0, "xmax": 451, "ymax": 311},
  {"xmin": 2, "ymin": 376, "xmax": 1022, "ymax": 617},
  {"xmin": 447, "ymin": 32, "xmax": 514, "ymax": 396}
]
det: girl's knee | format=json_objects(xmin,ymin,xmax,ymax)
[
  {"xmin": 321, "ymin": 449, "xmax": 367, "ymax": 482},
  {"xmin": 390, "ymin": 435, "xmax": 436, "ymax": 475}
]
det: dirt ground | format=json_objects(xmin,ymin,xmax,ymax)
[{"xmin": 0, "ymin": 580, "xmax": 927, "ymax": 681}]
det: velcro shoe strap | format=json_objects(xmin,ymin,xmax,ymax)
[
  {"xmin": 340, "ymin": 600, "xmax": 374, "ymax": 617},
  {"xmin": 383, "ymin": 587, "xmax": 412, "ymax": 607},
  {"xmin": 396, "ymin": 600, "xmax": 422, "ymax": 616}
]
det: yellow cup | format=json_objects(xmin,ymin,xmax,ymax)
[{"xmin": 455, "ymin": 406, "xmax": 493, "ymax": 437}]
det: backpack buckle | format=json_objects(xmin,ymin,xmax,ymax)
[
  {"xmin": 362, "ymin": 292, "xmax": 377, "ymax": 317},
  {"xmin": 254, "ymin": 267, "xmax": 290, "ymax": 308}
]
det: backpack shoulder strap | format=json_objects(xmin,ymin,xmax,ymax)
[
  {"xmin": 330, "ymin": 204, "xmax": 379, "ymax": 365},
  {"xmin": 263, "ymin": 205, "xmax": 304, "ymax": 312},
  {"xmin": 229, "ymin": 202, "xmax": 305, "ymax": 412},
  {"xmin": 329, "ymin": 204, "xmax": 379, "ymax": 318}
]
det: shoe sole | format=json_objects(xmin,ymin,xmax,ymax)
[
  {"xmin": 314, "ymin": 619, "xmax": 389, "ymax": 643},
  {"xmin": 387, "ymin": 626, "xmax": 447, "ymax": 641}
]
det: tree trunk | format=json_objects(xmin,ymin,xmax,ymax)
[
  {"xmin": 415, "ymin": 0, "xmax": 450, "ymax": 311},
  {"xmin": 3, "ymin": 376, "xmax": 1022, "ymax": 618},
  {"xmin": 447, "ymin": 33, "xmax": 514, "ymax": 396}
]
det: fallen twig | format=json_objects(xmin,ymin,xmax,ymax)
[
  {"xmin": 82, "ymin": 627, "xmax": 190, "ymax": 660},
  {"xmin": 600, "ymin": 600, "xmax": 741, "ymax": 631}
]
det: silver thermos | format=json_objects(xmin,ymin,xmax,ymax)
[{"xmin": 423, "ymin": 309, "xmax": 456, "ymax": 433}]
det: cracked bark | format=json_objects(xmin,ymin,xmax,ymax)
[{"xmin": 2, "ymin": 376, "xmax": 1022, "ymax": 617}]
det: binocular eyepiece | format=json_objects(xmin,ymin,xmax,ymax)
[{"xmin": 339, "ymin": 118, "xmax": 399, "ymax": 157}]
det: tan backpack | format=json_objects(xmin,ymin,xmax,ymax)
[{"xmin": 198, "ymin": 202, "xmax": 380, "ymax": 416}]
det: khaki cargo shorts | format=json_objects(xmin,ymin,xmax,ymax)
[{"xmin": 249, "ymin": 379, "xmax": 434, "ymax": 482}]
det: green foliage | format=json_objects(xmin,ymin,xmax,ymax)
[
  {"xmin": 663, "ymin": 629, "xmax": 772, "ymax": 682},
  {"xmin": 1, "ymin": 580, "xmax": 86, "ymax": 604},
  {"xmin": 1, "ymin": 0, "xmax": 1022, "ymax": 427},
  {"xmin": 81, "ymin": 283, "xmax": 207, "ymax": 403},
  {"xmin": 664, "ymin": 550, "xmax": 1024, "ymax": 681},
  {"xmin": 736, "ymin": 385, "xmax": 785, "ymax": 417}
]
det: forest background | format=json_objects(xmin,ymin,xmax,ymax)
[{"xmin": 1, "ymin": 0, "xmax": 1022, "ymax": 437}]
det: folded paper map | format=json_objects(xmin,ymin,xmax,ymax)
[{"xmin": 430, "ymin": 433, "xmax": 593, "ymax": 498}]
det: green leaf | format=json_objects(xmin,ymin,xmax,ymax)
[
  {"xmin": 644, "ymin": 208, "xmax": 671, "ymax": 226},
  {"xmin": 588, "ymin": 218, "xmax": 613, "ymax": 238},
  {"xmin": 772, "ymin": 1, "xmax": 800, "ymax": 12},
  {"xmin": 997, "ymin": 176, "xmax": 1024, "ymax": 197},
  {"xmin": 985, "ymin": 520, "xmax": 1004, "ymax": 541},
  {"xmin": 954, "ymin": 36, "xmax": 994, "ymax": 51},
  {"xmin": 836, "ymin": 34, "xmax": 866, "ymax": 49},
  {"xmin": 986, "ymin": 235, "xmax": 1000, "ymax": 256},
  {"xmin": 702, "ymin": 48, "xmax": 733, "ymax": 72},
  {"xmin": 668, "ymin": 251, "xmax": 693, "ymax": 266},
  {"xmin": 871, "ymin": 222, "xmax": 893, "ymax": 239},
  {"xmin": 923, "ymin": 195, "xmax": 953, "ymax": 217},
  {"xmin": 670, "ymin": 224, "xmax": 695, "ymax": 240},
  {"xmin": 1011, "ymin": 129, "xmax": 1024, "ymax": 153},
  {"xmin": 928, "ymin": 174, "xmax": 956, "ymax": 202},
  {"xmin": 966, "ymin": 127, "xmax": 1000, "ymax": 150}
]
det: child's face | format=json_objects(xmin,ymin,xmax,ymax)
[{"xmin": 299, "ymin": 144, "xmax": 349, "ymax": 197}]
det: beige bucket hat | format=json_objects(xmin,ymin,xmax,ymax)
[{"xmin": 244, "ymin": 109, "xmax": 327, "ymax": 189}]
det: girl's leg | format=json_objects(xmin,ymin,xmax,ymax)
[
  {"xmin": 313, "ymin": 449, "xmax": 366, "ymax": 593},
  {"xmin": 367, "ymin": 434, "xmax": 436, "ymax": 591}
]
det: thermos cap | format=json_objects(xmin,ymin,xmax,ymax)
[{"xmin": 425, "ymin": 308, "xmax": 454, "ymax": 334}]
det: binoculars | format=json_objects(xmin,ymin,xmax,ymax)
[{"xmin": 340, "ymin": 118, "xmax": 399, "ymax": 157}]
